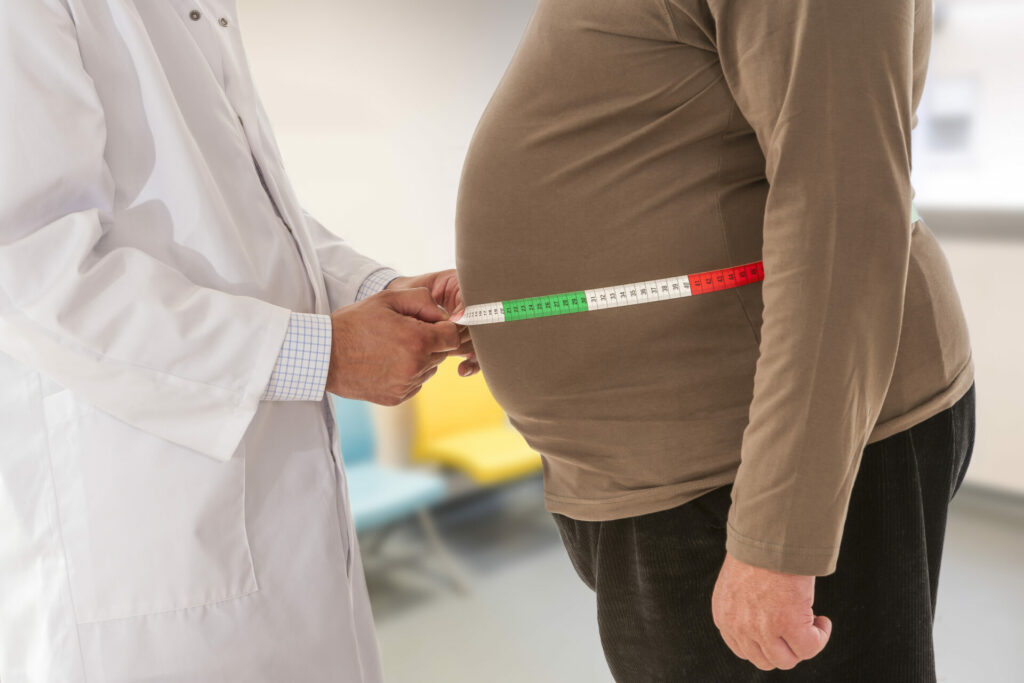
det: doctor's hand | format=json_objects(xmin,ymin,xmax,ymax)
[
  {"xmin": 325, "ymin": 288, "xmax": 461, "ymax": 406},
  {"xmin": 711, "ymin": 551, "xmax": 832, "ymax": 671},
  {"xmin": 385, "ymin": 269, "xmax": 479, "ymax": 377}
]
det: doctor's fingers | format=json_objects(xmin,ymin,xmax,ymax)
[
  {"xmin": 409, "ymin": 364, "xmax": 440, "ymax": 386},
  {"xmin": 451, "ymin": 336, "xmax": 475, "ymax": 358},
  {"xmin": 412, "ymin": 355, "xmax": 447, "ymax": 379},
  {"xmin": 414, "ymin": 319, "xmax": 461, "ymax": 353},
  {"xmin": 391, "ymin": 320, "xmax": 458, "ymax": 370},
  {"xmin": 400, "ymin": 384, "xmax": 424, "ymax": 403},
  {"xmin": 393, "ymin": 366, "xmax": 440, "ymax": 406},
  {"xmin": 384, "ymin": 286, "xmax": 450, "ymax": 323},
  {"xmin": 458, "ymin": 357, "xmax": 481, "ymax": 377}
]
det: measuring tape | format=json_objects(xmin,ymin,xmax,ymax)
[
  {"xmin": 453, "ymin": 261, "xmax": 764, "ymax": 326},
  {"xmin": 454, "ymin": 205, "xmax": 922, "ymax": 326}
]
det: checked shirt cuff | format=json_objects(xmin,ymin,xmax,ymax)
[
  {"xmin": 355, "ymin": 267, "xmax": 401, "ymax": 301},
  {"xmin": 260, "ymin": 312, "xmax": 333, "ymax": 401},
  {"xmin": 261, "ymin": 268, "xmax": 402, "ymax": 401}
]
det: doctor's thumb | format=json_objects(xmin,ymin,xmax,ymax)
[{"xmin": 385, "ymin": 287, "xmax": 450, "ymax": 323}]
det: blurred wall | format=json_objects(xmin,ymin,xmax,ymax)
[
  {"xmin": 240, "ymin": 0, "xmax": 537, "ymax": 275},
  {"xmin": 914, "ymin": 0, "xmax": 1024, "ymax": 209}
]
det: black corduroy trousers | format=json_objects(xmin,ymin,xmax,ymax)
[{"xmin": 554, "ymin": 382, "xmax": 976, "ymax": 682}]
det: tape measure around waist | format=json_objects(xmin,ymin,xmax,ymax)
[
  {"xmin": 455, "ymin": 261, "xmax": 764, "ymax": 326},
  {"xmin": 456, "ymin": 205, "xmax": 920, "ymax": 326}
]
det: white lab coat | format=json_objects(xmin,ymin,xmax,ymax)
[{"xmin": 0, "ymin": 0, "xmax": 387, "ymax": 680}]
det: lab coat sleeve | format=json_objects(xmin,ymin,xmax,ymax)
[
  {"xmin": 699, "ymin": 0, "xmax": 915, "ymax": 574},
  {"xmin": 303, "ymin": 212, "xmax": 395, "ymax": 311},
  {"xmin": 0, "ymin": 0, "xmax": 292, "ymax": 462},
  {"xmin": 245, "ymin": 69, "xmax": 392, "ymax": 311}
]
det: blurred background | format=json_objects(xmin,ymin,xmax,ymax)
[{"xmin": 239, "ymin": 1, "xmax": 1024, "ymax": 681}]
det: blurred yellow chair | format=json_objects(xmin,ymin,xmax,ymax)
[{"xmin": 412, "ymin": 358, "xmax": 542, "ymax": 485}]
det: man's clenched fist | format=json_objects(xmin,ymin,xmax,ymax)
[
  {"xmin": 712, "ymin": 551, "xmax": 832, "ymax": 671},
  {"xmin": 325, "ymin": 287, "xmax": 460, "ymax": 405}
]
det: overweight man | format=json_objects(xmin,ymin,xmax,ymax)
[
  {"xmin": 0, "ymin": 1, "xmax": 476, "ymax": 680},
  {"xmin": 456, "ymin": 0, "xmax": 976, "ymax": 680}
]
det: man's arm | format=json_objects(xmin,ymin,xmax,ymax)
[
  {"xmin": 666, "ymin": 0, "xmax": 918, "ymax": 670},
  {"xmin": 0, "ymin": 0, "xmax": 292, "ymax": 462},
  {"xmin": 702, "ymin": 0, "xmax": 916, "ymax": 575}
]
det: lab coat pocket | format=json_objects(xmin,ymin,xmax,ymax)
[{"xmin": 42, "ymin": 389, "xmax": 258, "ymax": 624}]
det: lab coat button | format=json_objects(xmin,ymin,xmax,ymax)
[
  {"xmin": 219, "ymin": 17, "xmax": 230, "ymax": 27},
  {"xmin": 189, "ymin": 10, "xmax": 201, "ymax": 21}
]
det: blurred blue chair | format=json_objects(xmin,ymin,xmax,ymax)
[
  {"xmin": 333, "ymin": 396, "xmax": 467, "ymax": 592},
  {"xmin": 334, "ymin": 396, "xmax": 447, "ymax": 532}
]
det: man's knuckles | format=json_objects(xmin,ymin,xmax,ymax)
[
  {"xmin": 744, "ymin": 641, "xmax": 774, "ymax": 671},
  {"xmin": 765, "ymin": 640, "xmax": 800, "ymax": 670}
]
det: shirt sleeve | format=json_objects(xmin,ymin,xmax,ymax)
[
  {"xmin": 699, "ymin": 0, "xmax": 918, "ymax": 575},
  {"xmin": 260, "ymin": 313, "xmax": 333, "ymax": 401},
  {"xmin": 355, "ymin": 267, "xmax": 402, "ymax": 301},
  {"xmin": 260, "ymin": 269, "xmax": 401, "ymax": 401}
]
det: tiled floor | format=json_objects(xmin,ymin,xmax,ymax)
[{"xmin": 369, "ymin": 479, "xmax": 1024, "ymax": 683}]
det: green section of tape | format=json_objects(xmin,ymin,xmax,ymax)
[
  {"xmin": 911, "ymin": 203, "xmax": 921, "ymax": 223},
  {"xmin": 503, "ymin": 291, "xmax": 588, "ymax": 321}
]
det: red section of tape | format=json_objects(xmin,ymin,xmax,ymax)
[
  {"xmin": 689, "ymin": 262, "xmax": 763, "ymax": 296},
  {"xmin": 689, "ymin": 272, "xmax": 705, "ymax": 295}
]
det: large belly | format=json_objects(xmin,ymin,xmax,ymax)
[
  {"xmin": 454, "ymin": 115, "xmax": 760, "ymax": 455},
  {"xmin": 452, "ymin": 5, "xmax": 766, "ymax": 466}
]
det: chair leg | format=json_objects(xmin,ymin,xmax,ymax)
[
  {"xmin": 362, "ymin": 522, "xmax": 400, "ymax": 558},
  {"xmin": 416, "ymin": 509, "xmax": 472, "ymax": 595}
]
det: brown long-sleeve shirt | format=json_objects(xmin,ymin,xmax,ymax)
[{"xmin": 455, "ymin": 0, "xmax": 974, "ymax": 575}]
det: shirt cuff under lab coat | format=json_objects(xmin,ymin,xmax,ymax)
[{"xmin": 260, "ymin": 268, "xmax": 402, "ymax": 401}]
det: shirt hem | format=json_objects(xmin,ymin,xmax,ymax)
[
  {"xmin": 544, "ymin": 355, "xmax": 975, "ymax": 523},
  {"xmin": 545, "ymin": 473, "xmax": 738, "ymax": 522},
  {"xmin": 866, "ymin": 353, "xmax": 975, "ymax": 445}
]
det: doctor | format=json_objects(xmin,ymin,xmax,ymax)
[{"xmin": 0, "ymin": 1, "xmax": 476, "ymax": 681}]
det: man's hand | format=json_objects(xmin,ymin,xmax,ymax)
[
  {"xmin": 711, "ymin": 551, "xmax": 832, "ymax": 671},
  {"xmin": 326, "ymin": 287, "xmax": 461, "ymax": 405},
  {"xmin": 385, "ymin": 269, "xmax": 479, "ymax": 377}
]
